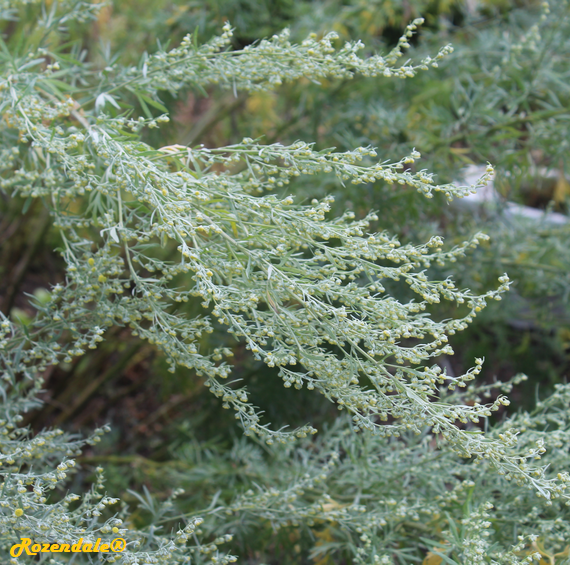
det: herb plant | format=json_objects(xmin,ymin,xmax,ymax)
[{"xmin": 1, "ymin": 1, "xmax": 569, "ymax": 564}]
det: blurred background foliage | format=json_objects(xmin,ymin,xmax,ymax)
[{"xmin": 1, "ymin": 0, "xmax": 570, "ymax": 562}]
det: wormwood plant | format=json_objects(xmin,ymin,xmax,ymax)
[
  {"xmin": 1, "ymin": 1, "xmax": 570, "ymax": 563},
  {"xmin": 162, "ymin": 383, "xmax": 570, "ymax": 564}
]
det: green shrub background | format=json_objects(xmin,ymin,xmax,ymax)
[{"xmin": 1, "ymin": 0, "xmax": 570, "ymax": 563}]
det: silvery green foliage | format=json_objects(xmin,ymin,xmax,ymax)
[
  {"xmin": 0, "ymin": 358, "xmax": 234, "ymax": 565},
  {"xmin": 2, "ymin": 370, "xmax": 570, "ymax": 564},
  {"xmin": 0, "ymin": 0, "xmax": 568, "ymax": 495},
  {"xmin": 317, "ymin": 0, "xmax": 570, "ymax": 182},
  {"xmin": 1, "ymin": 1, "xmax": 570, "ymax": 563},
  {"xmin": 176, "ymin": 381, "xmax": 570, "ymax": 563}
]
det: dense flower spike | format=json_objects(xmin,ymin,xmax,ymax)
[
  {"xmin": 1, "ymin": 1, "xmax": 570, "ymax": 563},
  {"xmin": 0, "ymin": 0, "xmax": 564, "ymax": 496}
]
